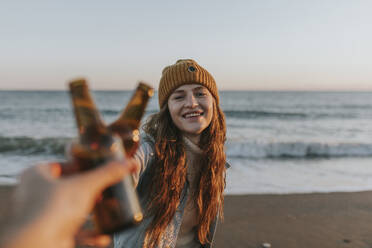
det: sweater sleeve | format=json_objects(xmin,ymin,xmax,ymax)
[{"xmin": 131, "ymin": 134, "xmax": 155, "ymax": 187}]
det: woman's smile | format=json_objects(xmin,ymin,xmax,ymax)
[{"xmin": 182, "ymin": 110, "xmax": 204, "ymax": 119}]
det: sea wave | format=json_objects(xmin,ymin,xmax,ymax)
[
  {"xmin": 0, "ymin": 136, "xmax": 70, "ymax": 156},
  {"xmin": 101, "ymin": 109, "xmax": 361, "ymax": 120},
  {"xmin": 226, "ymin": 141, "xmax": 372, "ymax": 159},
  {"xmin": 1, "ymin": 107, "xmax": 364, "ymax": 121},
  {"xmin": 101, "ymin": 109, "xmax": 158, "ymax": 116},
  {"xmin": 2, "ymin": 135, "xmax": 372, "ymax": 160},
  {"xmin": 224, "ymin": 110, "xmax": 306, "ymax": 119},
  {"xmin": 223, "ymin": 110, "xmax": 359, "ymax": 120}
]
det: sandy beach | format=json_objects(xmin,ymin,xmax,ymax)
[
  {"xmin": 215, "ymin": 192, "xmax": 372, "ymax": 248},
  {"xmin": 2, "ymin": 185, "xmax": 372, "ymax": 248}
]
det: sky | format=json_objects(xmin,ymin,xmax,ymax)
[{"xmin": 0, "ymin": 0, "xmax": 371, "ymax": 91}]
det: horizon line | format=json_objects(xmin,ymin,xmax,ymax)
[{"xmin": 1, "ymin": 89, "xmax": 372, "ymax": 93}]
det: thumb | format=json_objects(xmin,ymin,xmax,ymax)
[{"xmin": 69, "ymin": 159, "xmax": 137, "ymax": 194}]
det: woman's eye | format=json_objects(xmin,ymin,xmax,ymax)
[
  {"xmin": 196, "ymin": 92, "xmax": 206, "ymax": 97},
  {"xmin": 174, "ymin": 95, "xmax": 184, "ymax": 100}
]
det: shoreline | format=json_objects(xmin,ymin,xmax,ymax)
[{"xmin": 2, "ymin": 185, "xmax": 372, "ymax": 247}]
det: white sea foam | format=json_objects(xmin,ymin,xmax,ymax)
[
  {"xmin": 225, "ymin": 141, "xmax": 372, "ymax": 159},
  {"xmin": 225, "ymin": 157, "xmax": 372, "ymax": 194}
]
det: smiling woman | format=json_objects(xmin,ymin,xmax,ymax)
[{"xmin": 114, "ymin": 59, "xmax": 228, "ymax": 248}]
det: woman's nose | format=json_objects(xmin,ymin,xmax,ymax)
[{"xmin": 185, "ymin": 94, "xmax": 198, "ymax": 108}]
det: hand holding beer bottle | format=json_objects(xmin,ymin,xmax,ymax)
[{"xmin": 68, "ymin": 79, "xmax": 153, "ymax": 234}]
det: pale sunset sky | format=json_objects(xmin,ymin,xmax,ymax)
[{"xmin": 0, "ymin": 0, "xmax": 371, "ymax": 91}]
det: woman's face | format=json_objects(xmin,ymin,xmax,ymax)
[{"xmin": 167, "ymin": 84, "xmax": 214, "ymax": 142}]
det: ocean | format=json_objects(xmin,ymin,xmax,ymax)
[{"xmin": 1, "ymin": 90, "xmax": 372, "ymax": 194}]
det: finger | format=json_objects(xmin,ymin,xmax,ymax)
[
  {"xmin": 59, "ymin": 161, "xmax": 80, "ymax": 176},
  {"xmin": 38, "ymin": 162, "xmax": 62, "ymax": 179},
  {"xmin": 75, "ymin": 229, "xmax": 111, "ymax": 247},
  {"xmin": 70, "ymin": 159, "xmax": 137, "ymax": 193},
  {"xmin": 49, "ymin": 162, "xmax": 62, "ymax": 178},
  {"xmin": 130, "ymin": 159, "xmax": 140, "ymax": 173},
  {"xmin": 18, "ymin": 162, "xmax": 60, "ymax": 182}
]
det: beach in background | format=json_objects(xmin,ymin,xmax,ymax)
[{"xmin": 1, "ymin": 90, "xmax": 372, "ymax": 247}]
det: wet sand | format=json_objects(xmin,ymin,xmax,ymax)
[
  {"xmin": 215, "ymin": 192, "xmax": 372, "ymax": 248},
  {"xmin": 2, "ymin": 185, "xmax": 372, "ymax": 248}
]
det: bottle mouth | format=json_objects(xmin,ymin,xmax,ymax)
[{"xmin": 138, "ymin": 81, "xmax": 154, "ymax": 97}]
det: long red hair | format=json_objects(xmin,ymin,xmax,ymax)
[{"xmin": 142, "ymin": 101, "xmax": 226, "ymax": 247}]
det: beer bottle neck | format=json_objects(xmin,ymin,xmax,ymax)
[
  {"xmin": 112, "ymin": 82, "xmax": 153, "ymax": 130},
  {"xmin": 69, "ymin": 79, "xmax": 107, "ymax": 141}
]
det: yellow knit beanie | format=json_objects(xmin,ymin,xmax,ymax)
[{"xmin": 158, "ymin": 59, "xmax": 219, "ymax": 107}]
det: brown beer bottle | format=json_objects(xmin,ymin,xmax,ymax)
[
  {"xmin": 108, "ymin": 82, "xmax": 154, "ymax": 157},
  {"xmin": 68, "ymin": 79, "xmax": 147, "ymax": 234}
]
